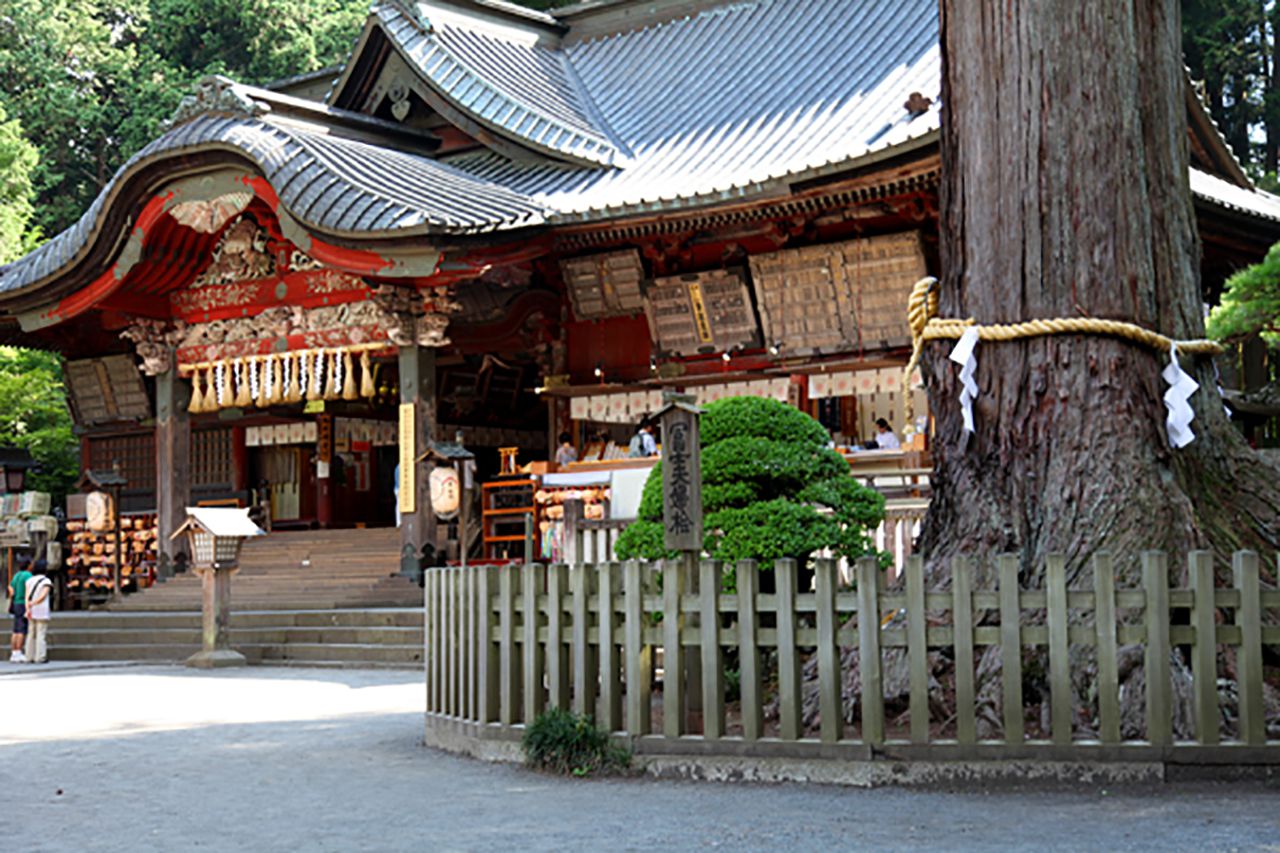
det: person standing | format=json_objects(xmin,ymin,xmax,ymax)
[
  {"xmin": 7, "ymin": 557, "xmax": 32, "ymax": 663},
  {"xmin": 628, "ymin": 421, "xmax": 657, "ymax": 458},
  {"xmin": 24, "ymin": 561, "xmax": 51, "ymax": 664}
]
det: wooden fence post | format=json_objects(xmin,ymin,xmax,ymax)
[
  {"xmin": 499, "ymin": 566, "xmax": 520, "ymax": 727},
  {"xmin": 571, "ymin": 563, "xmax": 597, "ymax": 718},
  {"xmin": 597, "ymin": 563, "xmax": 622, "ymax": 732},
  {"xmin": 1142, "ymin": 551, "xmax": 1172, "ymax": 747},
  {"xmin": 1046, "ymin": 553, "xmax": 1071, "ymax": 745},
  {"xmin": 624, "ymin": 560, "xmax": 652, "ymax": 736},
  {"xmin": 905, "ymin": 555, "xmax": 929, "ymax": 744},
  {"xmin": 425, "ymin": 568, "xmax": 437, "ymax": 714},
  {"xmin": 856, "ymin": 556, "xmax": 884, "ymax": 746},
  {"xmin": 736, "ymin": 560, "xmax": 763, "ymax": 742},
  {"xmin": 522, "ymin": 562, "xmax": 545, "ymax": 724},
  {"xmin": 1234, "ymin": 551, "xmax": 1265, "ymax": 746},
  {"xmin": 477, "ymin": 566, "xmax": 499, "ymax": 724},
  {"xmin": 699, "ymin": 560, "xmax": 725, "ymax": 740},
  {"xmin": 663, "ymin": 558, "xmax": 685, "ymax": 738},
  {"xmin": 1093, "ymin": 552, "xmax": 1120, "ymax": 744},
  {"xmin": 997, "ymin": 555, "xmax": 1023, "ymax": 744},
  {"xmin": 546, "ymin": 563, "xmax": 569, "ymax": 710},
  {"xmin": 951, "ymin": 556, "xmax": 976, "ymax": 745},
  {"xmin": 1190, "ymin": 551, "xmax": 1219, "ymax": 745},
  {"xmin": 446, "ymin": 567, "xmax": 457, "ymax": 717},
  {"xmin": 815, "ymin": 557, "xmax": 843, "ymax": 744},
  {"xmin": 463, "ymin": 566, "xmax": 475, "ymax": 720},
  {"xmin": 776, "ymin": 558, "xmax": 801, "ymax": 741},
  {"xmin": 563, "ymin": 499, "xmax": 583, "ymax": 566}
]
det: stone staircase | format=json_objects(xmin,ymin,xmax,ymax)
[
  {"xmin": 109, "ymin": 527, "xmax": 420, "ymax": 611},
  {"xmin": 1, "ymin": 608, "xmax": 424, "ymax": 669},
  {"xmin": 0, "ymin": 528, "xmax": 427, "ymax": 669}
]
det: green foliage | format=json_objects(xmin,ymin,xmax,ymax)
[
  {"xmin": 0, "ymin": 348, "xmax": 78, "ymax": 500},
  {"xmin": 1206, "ymin": 241, "xmax": 1280, "ymax": 346},
  {"xmin": 615, "ymin": 396, "xmax": 885, "ymax": 565},
  {"xmin": 0, "ymin": 104, "xmax": 38, "ymax": 264},
  {"xmin": 521, "ymin": 708, "xmax": 631, "ymax": 776}
]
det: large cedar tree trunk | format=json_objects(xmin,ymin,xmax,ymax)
[{"xmin": 922, "ymin": 0, "xmax": 1280, "ymax": 586}]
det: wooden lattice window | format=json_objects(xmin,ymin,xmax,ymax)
[
  {"xmin": 192, "ymin": 428, "xmax": 235, "ymax": 488},
  {"xmin": 88, "ymin": 434, "xmax": 155, "ymax": 490}
]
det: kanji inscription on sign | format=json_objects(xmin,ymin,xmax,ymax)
[{"xmin": 660, "ymin": 399, "xmax": 702, "ymax": 552}]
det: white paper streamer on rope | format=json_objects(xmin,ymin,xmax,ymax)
[
  {"xmin": 949, "ymin": 326, "xmax": 980, "ymax": 434},
  {"xmin": 1162, "ymin": 344, "xmax": 1199, "ymax": 449}
]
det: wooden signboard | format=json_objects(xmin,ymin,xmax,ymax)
[
  {"xmin": 644, "ymin": 268, "xmax": 760, "ymax": 356},
  {"xmin": 561, "ymin": 250, "xmax": 646, "ymax": 320},
  {"xmin": 398, "ymin": 403, "xmax": 415, "ymax": 515},
  {"xmin": 65, "ymin": 355, "xmax": 152, "ymax": 425},
  {"xmin": 660, "ymin": 401, "xmax": 702, "ymax": 552},
  {"xmin": 749, "ymin": 231, "xmax": 928, "ymax": 354}
]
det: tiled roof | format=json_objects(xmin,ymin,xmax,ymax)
[
  {"xmin": 0, "ymin": 110, "xmax": 549, "ymax": 296},
  {"xmin": 441, "ymin": 0, "xmax": 940, "ymax": 219},
  {"xmin": 1190, "ymin": 168, "xmax": 1280, "ymax": 222},
  {"xmin": 377, "ymin": 2, "xmax": 624, "ymax": 166}
]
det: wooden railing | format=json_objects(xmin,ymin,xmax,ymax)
[
  {"xmin": 561, "ymin": 499, "xmax": 631, "ymax": 565},
  {"xmin": 424, "ymin": 552, "xmax": 1280, "ymax": 762}
]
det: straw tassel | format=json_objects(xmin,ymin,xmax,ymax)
[
  {"xmin": 202, "ymin": 367, "xmax": 219, "ymax": 413},
  {"xmin": 233, "ymin": 359, "xmax": 252, "ymax": 408},
  {"xmin": 187, "ymin": 369, "xmax": 203, "ymax": 414},
  {"xmin": 342, "ymin": 351, "xmax": 358, "ymax": 400},
  {"xmin": 360, "ymin": 351, "xmax": 375, "ymax": 398}
]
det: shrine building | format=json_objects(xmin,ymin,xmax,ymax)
[{"xmin": 0, "ymin": 0, "xmax": 1277, "ymax": 599}]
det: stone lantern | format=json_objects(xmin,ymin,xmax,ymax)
[{"xmin": 170, "ymin": 507, "xmax": 264, "ymax": 668}]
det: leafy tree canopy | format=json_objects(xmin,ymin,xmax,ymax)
[
  {"xmin": 0, "ymin": 103, "xmax": 39, "ymax": 264},
  {"xmin": 614, "ymin": 397, "xmax": 885, "ymax": 564},
  {"xmin": 0, "ymin": 348, "xmax": 78, "ymax": 500},
  {"xmin": 1206, "ymin": 240, "xmax": 1280, "ymax": 346}
]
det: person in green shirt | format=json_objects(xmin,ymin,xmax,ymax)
[{"xmin": 8, "ymin": 558, "xmax": 32, "ymax": 663}]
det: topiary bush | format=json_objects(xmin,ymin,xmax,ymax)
[
  {"xmin": 614, "ymin": 396, "xmax": 885, "ymax": 566},
  {"xmin": 521, "ymin": 708, "xmax": 631, "ymax": 776}
]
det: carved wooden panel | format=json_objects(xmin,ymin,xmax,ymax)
[
  {"xmin": 749, "ymin": 232, "xmax": 927, "ymax": 354},
  {"xmin": 66, "ymin": 356, "xmax": 152, "ymax": 425},
  {"xmin": 644, "ymin": 268, "xmax": 760, "ymax": 356},
  {"xmin": 561, "ymin": 250, "xmax": 646, "ymax": 320}
]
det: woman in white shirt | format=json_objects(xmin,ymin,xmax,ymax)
[{"xmin": 874, "ymin": 418, "xmax": 901, "ymax": 450}]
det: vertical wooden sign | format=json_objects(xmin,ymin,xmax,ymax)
[
  {"xmin": 398, "ymin": 402, "xmax": 416, "ymax": 514},
  {"xmin": 661, "ymin": 399, "xmax": 703, "ymax": 552}
]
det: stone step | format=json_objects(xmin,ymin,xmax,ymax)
[
  {"xmin": 3, "ymin": 608, "xmax": 423, "ymax": 630},
  {"xmin": 49, "ymin": 626, "xmax": 423, "ymax": 646}
]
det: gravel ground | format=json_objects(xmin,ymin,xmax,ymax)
[{"xmin": 1, "ymin": 664, "xmax": 1278, "ymax": 852}]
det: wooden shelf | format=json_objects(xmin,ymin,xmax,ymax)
[{"xmin": 481, "ymin": 480, "xmax": 539, "ymax": 560}]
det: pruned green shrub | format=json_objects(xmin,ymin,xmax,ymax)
[
  {"xmin": 521, "ymin": 708, "xmax": 631, "ymax": 776},
  {"xmin": 615, "ymin": 396, "xmax": 885, "ymax": 565}
]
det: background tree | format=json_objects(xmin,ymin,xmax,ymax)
[
  {"xmin": 0, "ymin": 348, "xmax": 78, "ymax": 500},
  {"xmin": 614, "ymin": 397, "xmax": 885, "ymax": 569},
  {"xmin": 1206, "ymin": 241, "xmax": 1280, "ymax": 345},
  {"xmin": 0, "ymin": 103, "xmax": 39, "ymax": 264}
]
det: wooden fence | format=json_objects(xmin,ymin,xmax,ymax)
[{"xmin": 424, "ymin": 551, "xmax": 1280, "ymax": 763}]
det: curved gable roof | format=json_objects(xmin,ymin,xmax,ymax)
[
  {"xmin": 331, "ymin": 2, "xmax": 626, "ymax": 167},
  {"xmin": 0, "ymin": 93, "xmax": 550, "ymax": 300}
]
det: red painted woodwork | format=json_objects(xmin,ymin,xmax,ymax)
[{"xmin": 566, "ymin": 315, "xmax": 653, "ymax": 383}]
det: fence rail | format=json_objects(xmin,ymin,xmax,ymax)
[{"xmin": 424, "ymin": 551, "xmax": 1280, "ymax": 763}]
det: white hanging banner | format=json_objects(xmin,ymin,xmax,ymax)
[
  {"xmin": 1162, "ymin": 345, "xmax": 1199, "ymax": 449},
  {"xmin": 949, "ymin": 327, "xmax": 980, "ymax": 434}
]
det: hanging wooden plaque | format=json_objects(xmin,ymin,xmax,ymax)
[{"xmin": 398, "ymin": 403, "xmax": 415, "ymax": 515}]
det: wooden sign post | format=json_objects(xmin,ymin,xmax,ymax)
[
  {"xmin": 658, "ymin": 392, "xmax": 704, "ymax": 731},
  {"xmin": 659, "ymin": 393, "xmax": 703, "ymax": 552}
]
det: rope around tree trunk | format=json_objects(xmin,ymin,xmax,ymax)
[{"xmin": 901, "ymin": 277, "xmax": 1224, "ymax": 419}]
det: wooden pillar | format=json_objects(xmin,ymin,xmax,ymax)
[
  {"xmin": 155, "ymin": 361, "xmax": 190, "ymax": 580},
  {"xmin": 399, "ymin": 344, "xmax": 437, "ymax": 575},
  {"xmin": 316, "ymin": 414, "xmax": 334, "ymax": 529}
]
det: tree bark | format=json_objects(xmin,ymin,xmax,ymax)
[{"xmin": 923, "ymin": 0, "xmax": 1280, "ymax": 592}]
